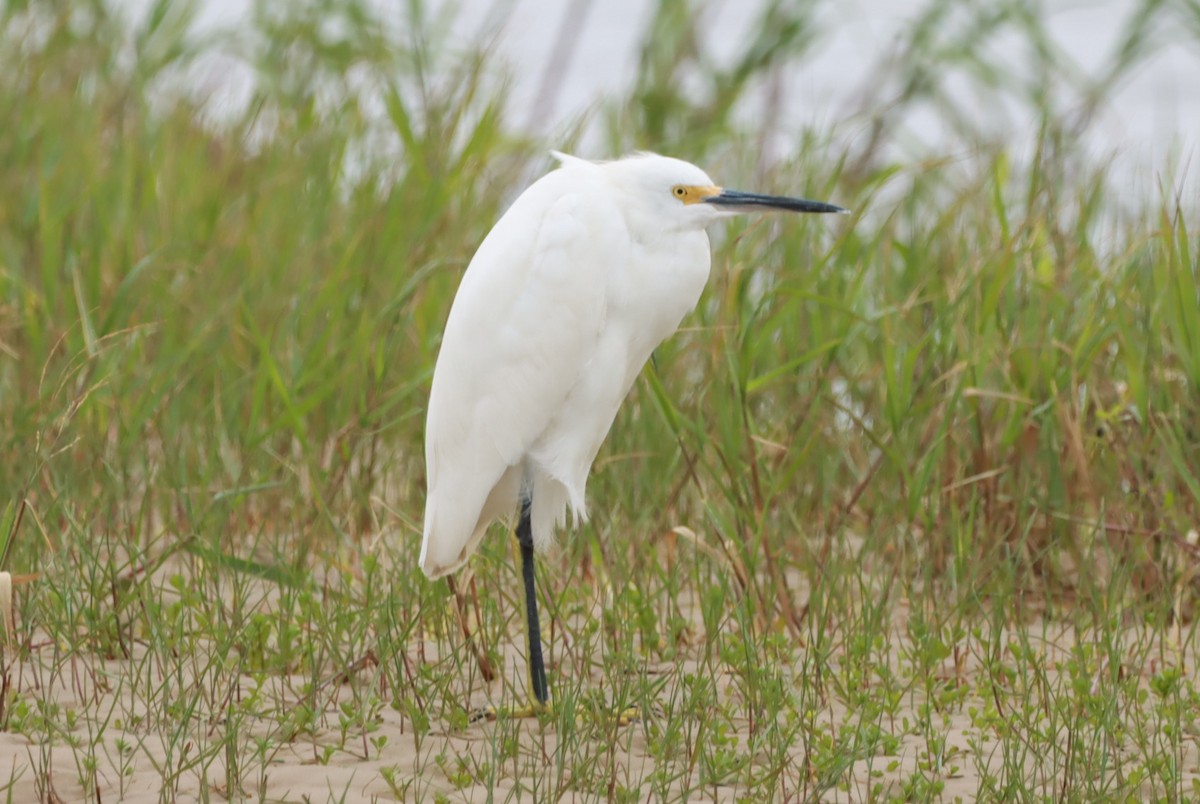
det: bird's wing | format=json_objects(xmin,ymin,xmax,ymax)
[{"xmin": 421, "ymin": 176, "xmax": 626, "ymax": 575}]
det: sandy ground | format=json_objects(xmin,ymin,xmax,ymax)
[{"xmin": 0, "ymin": 608, "xmax": 1196, "ymax": 804}]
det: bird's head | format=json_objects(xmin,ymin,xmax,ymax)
[{"xmin": 557, "ymin": 151, "xmax": 847, "ymax": 233}]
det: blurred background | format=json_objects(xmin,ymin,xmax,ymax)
[
  {"xmin": 129, "ymin": 0, "xmax": 1200, "ymax": 190},
  {"xmin": 3, "ymin": 0, "xmax": 1200, "ymax": 659}
]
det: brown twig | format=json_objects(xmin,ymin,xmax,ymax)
[{"xmin": 446, "ymin": 575, "xmax": 495, "ymax": 683}]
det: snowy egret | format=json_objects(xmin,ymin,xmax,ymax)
[{"xmin": 421, "ymin": 151, "xmax": 845, "ymax": 714}]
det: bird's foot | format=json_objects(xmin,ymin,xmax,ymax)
[
  {"xmin": 467, "ymin": 700, "xmax": 551, "ymax": 724},
  {"xmin": 613, "ymin": 706, "xmax": 641, "ymax": 727},
  {"xmin": 466, "ymin": 701, "xmax": 643, "ymax": 727}
]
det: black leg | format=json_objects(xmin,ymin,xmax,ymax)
[{"xmin": 517, "ymin": 496, "xmax": 549, "ymax": 705}]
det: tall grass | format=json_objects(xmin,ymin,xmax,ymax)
[{"xmin": 0, "ymin": 0, "xmax": 1198, "ymax": 799}]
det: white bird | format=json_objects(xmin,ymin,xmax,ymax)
[{"xmin": 420, "ymin": 152, "xmax": 845, "ymax": 713}]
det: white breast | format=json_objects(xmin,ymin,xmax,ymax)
[{"xmin": 527, "ymin": 227, "xmax": 711, "ymax": 523}]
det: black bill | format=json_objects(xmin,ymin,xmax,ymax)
[{"xmin": 705, "ymin": 189, "xmax": 847, "ymax": 214}]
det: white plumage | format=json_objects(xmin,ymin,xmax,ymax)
[
  {"xmin": 421, "ymin": 153, "xmax": 715, "ymax": 576},
  {"xmin": 420, "ymin": 152, "xmax": 846, "ymax": 579}
]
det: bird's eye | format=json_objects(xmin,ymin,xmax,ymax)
[{"xmin": 672, "ymin": 185, "xmax": 687, "ymax": 198}]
